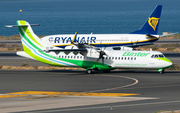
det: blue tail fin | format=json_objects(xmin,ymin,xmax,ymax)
[{"xmin": 130, "ymin": 5, "xmax": 162, "ymax": 35}]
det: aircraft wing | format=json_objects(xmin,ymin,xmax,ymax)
[
  {"xmin": 146, "ymin": 32, "xmax": 179, "ymax": 39},
  {"xmin": 71, "ymin": 32, "xmax": 97, "ymax": 49},
  {"xmin": 159, "ymin": 32, "xmax": 179, "ymax": 37}
]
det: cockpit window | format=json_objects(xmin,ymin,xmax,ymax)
[
  {"xmin": 158, "ymin": 54, "xmax": 165, "ymax": 58},
  {"xmin": 154, "ymin": 55, "xmax": 158, "ymax": 58},
  {"xmin": 151, "ymin": 54, "xmax": 165, "ymax": 58},
  {"xmin": 151, "ymin": 55, "xmax": 154, "ymax": 58}
]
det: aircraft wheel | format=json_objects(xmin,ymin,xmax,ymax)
[
  {"xmin": 87, "ymin": 69, "xmax": 94, "ymax": 74},
  {"xmin": 160, "ymin": 69, "xmax": 164, "ymax": 74}
]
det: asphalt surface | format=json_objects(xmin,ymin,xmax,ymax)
[
  {"xmin": 0, "ymin": 70, "xmax": 180, "ymax": 113},
  {"xmin": 155, "ymin": 39, "xmax": 180, "ymax": 44},
  {"xmin": 0, "ymin": 39, "xmax": 179, "ymax": 112},
  {"xmin": 0, "ymin": 51, "xmax": 48, "ymax": 66}
]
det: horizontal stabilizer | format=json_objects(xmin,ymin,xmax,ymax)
[
  {"xmin": 44, "ymin": 48, "xmax": 87, "ymax": 52},
  {"xmin": 5, "ymin": 24, "xmax": 40, "ymax": 28},
  {"xmin": 16, "ymin": 51, "xmax": 35, "ymax": 60}
]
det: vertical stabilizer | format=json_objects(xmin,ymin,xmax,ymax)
[
  {"xmin": 130, "ymin": 5, "xmax": 162, "ymax": 35},
  {"xmin": 16, "ymin": 20, "xmax": 45, "ymax": 51}
]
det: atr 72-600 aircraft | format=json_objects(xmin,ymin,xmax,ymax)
[
  {"xmin": 7, "ymin": 20, "xmax": 172, "ymax": 74},
  {"xmin": 40, "ymin": 5, "xmax": 174, "ymax": 49}
]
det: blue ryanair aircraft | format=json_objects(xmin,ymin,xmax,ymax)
[
  {"xmin": 7, "ymin": 5, "xmax": 177, "ymax": 50},
  {"xmin": 40, "ymin": 5, "xmax": 173, "ymax": 50}
]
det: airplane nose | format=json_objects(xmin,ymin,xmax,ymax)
[
  {"xmin": 165, "ymin": 58, "xmax": 172, "ymax": 68},
  {"xmin": 167, "ymin": 62, "xmax": 173, "ymax": 67}
]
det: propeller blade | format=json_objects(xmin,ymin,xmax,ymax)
[
  {"xmin": 71, "ymin": 32, "xmax": 77, "ymax": 44},
  {"xmin": 102, "ymin": 57, "xmax": 104, "ymax": 65}
]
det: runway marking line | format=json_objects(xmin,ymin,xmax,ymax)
[
  {"xmin": 6, "ymin": 91, "xmax": 140, "ymax": 99},
  {"xmin": 21, "ymin": 95, "xmax": 66, "ymax": 99},
  {"xmin": 0, "ymin": 94, "xmax": 28, "ymax": 99}
]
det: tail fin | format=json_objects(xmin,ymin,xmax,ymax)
[
  {"xmin": 16, "ymin": 20, "xmax": 45, "ymax": 51},
  {"xmin": 7, "ymin": 20, "xmax": 76, "ymax": 67},
  {"xmin": 130, "ymin": 5, "xmax": 162, "ymax": 35}
]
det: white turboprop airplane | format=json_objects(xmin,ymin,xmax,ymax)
[
  {"xmin": 40, "ymin": 5, "xmax": 177, "ymax": 50},
  {"xmin": 7, "ymin": 20, "xmax": 172, "ymax": 74}
]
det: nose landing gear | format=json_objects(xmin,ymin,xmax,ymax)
[{"xmin": 158, "ymin": 68, "xmax": 165, "ymax": 74}]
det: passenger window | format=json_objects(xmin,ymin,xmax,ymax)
[
  {"xmin": 77, "ymin": 56, "xmax": 79, "ymax": 59},
  {"xmin": 62, "ymin": 56, "xmax": 64, "ymax": 58},
  {"xmin": 131, "ymin": 57, "xmax": 133, "ymax": 60},
  {"xmin": 134, "ymin": 57, "xmax": 136, "ymax": 60},
  {"xmin": 112, "ymin": 57, "xmax": 114, "ymax": 59},
  {"xmin": 115, "ymin": 57, "xmax": 117, "ymax": 60},
  {"xmin": 109, "ymin": 57, "xmax": 111, "ymax": 59},
  {"xmin": 118, "ymin": 57, "xmax": 120, "ymax": 60},
  {"xmin": 125, "ymin": 57, "xmax": 126, "ymax": 60},
  {"xmin": 121, "ymin": 57, "xmax": 123, "ymax": 60}
]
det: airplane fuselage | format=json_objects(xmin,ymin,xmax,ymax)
[
  {"xmin": 17, "ymin": 49, "xmax": 172, "ymax": 72},
  {"xmin": 41, "ymin": 34, "xmax": 159, "ymax": 48}
]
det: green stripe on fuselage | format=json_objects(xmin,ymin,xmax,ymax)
[
  {"xmin": 22, "ymin": 45, "xmax": 64, "ymax": 66},
  {"xmin": 156, "ymin": 57, "xmax": 172, "ymax": 63},
  {"xmin": 17, "ymin": 20, "xmax": 112, "ymax": 70},
  {"xmin": 17, "ymin": 21, "xmax": 43, "ymax": 47},
  {"xmin": 19, "ymin": 27, "xmax": 107, "ymax": 68}
]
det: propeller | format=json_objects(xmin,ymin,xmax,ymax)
[
  {"xmin": 71, "ymin": 32, "xmax": 96, "ymax": 49},
  {"xmin": 97, "ymin": 40, "xmax": 107, "ymax": 64},
  {"xmin": 97, "ymin": 51, "xmax": 106, "ymax": 64}
]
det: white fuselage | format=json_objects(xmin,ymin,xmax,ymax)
[
  {"xmin": 41, "ymin": 34, "xmax": 159, "ymax": 48},
  {"xmin": 33, "ymin": 49, "xmax": 171, "ymax": 69}
]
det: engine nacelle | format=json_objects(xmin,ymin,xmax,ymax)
[
  {"xmin": 121, "ymin": 46, "xmax": 133, "ymax": 51},
  {"xmin": 86, "ymin": 49, "xmax": 99, "ymax": 58},
  {"xmin": 112, "ymin": 46, "xmax": 133, "ymax": 51}
]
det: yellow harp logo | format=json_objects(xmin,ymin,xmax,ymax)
[{"xmin": 148, "ymin": 17, "xmax": 160, "ymax": 31}]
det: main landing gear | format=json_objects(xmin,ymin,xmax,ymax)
[
  {"xmin": 86, "ymin": 69, "xmax": 94, "ymax": 74},
  {"xmin": 86, "ymin": 69, "xmax": 111, "ymax": 74}
]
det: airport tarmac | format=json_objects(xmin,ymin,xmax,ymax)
[
  {"xmin": 0, "ymin": 39, "xmax": 179, "ymax": 112},
  {"xmin": 0, "ymin": 70, "xmax": 180, "ymax": 113}
]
